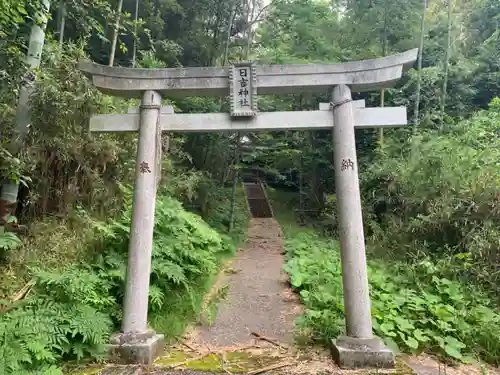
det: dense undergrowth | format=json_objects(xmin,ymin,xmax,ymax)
[
  {"xmin": 279, "ymin": 214, "xmax": 500, "ymax": 365},
  {"xmin": 0, "ymin": 184, "xmax": 249, "ymax": 375},
  {"xmin": 273, "ymin": 99, "xmax": 500, "ymax": 366},
  {"xmin": 362, "ymin": 99, "xmax": 500, "ymax": 296}
]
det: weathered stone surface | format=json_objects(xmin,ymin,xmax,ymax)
[
  {"xmin": 330, "ymin": 336, "xmax": 395, "ymax": 369},
  {"xmin": 319, "ymin": 99, "xmax": 366, "ymax": 110},
  {"xmin": 108, "ymin": 332, "xmax": 165, "ymax": 365},
  {"xmin": 78, "ymin": 49, "xmax": 418, "ymax": 98},
  {"xmin": 89, "ymin": 107, "xmax": 408, "ymax": 133},
  {"xmin": 121, "ymin": 90, "xmax": 162, "ymax": 336},
  {"xmin": 78, "ymin": 50, "xmax": 416, "ymax": 374},
  {"xmin": 106, "ymin": 90, "xmax": 164, "ymax": 367},
  {"xmin": 332, "ymin": 85, "xmax": 373, "ymax": 339},
  {"xmin": 330, "ymin": 85, "xmax": 395, "ymax": 369},
  {"xmin": 110, "ymin": 330, "xmax": 157, "ymax": 345}
]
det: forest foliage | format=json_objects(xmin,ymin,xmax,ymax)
[
  {"xmin": 1, "ymin": 183, "xmax": 245, "ymax": 374},
  {"xmin": 0, "ymin": 0, "xmax": 499, "ymax": 372},
  {"xmin": 280, "ymin": 216, "xmax": 500, "ymax": 365}
]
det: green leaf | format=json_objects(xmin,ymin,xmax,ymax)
[
  {"xmin": 444, "ymin": 345, "xmax": 463, "ymax": 360},
  {"xmin": 445, "ymin": 336, "xmax": 466, "ymax": 349},
  {"xmin": 413, "ymin": 329, "xmax": 430, "ymax": 342},
  {"xmin": 0, "ymin": 231, "xmax": 22, "ymax": 251},
  {"xmin": 393, "ymin": 316, "xmax": 415, "ymax": 332},
  {"xmin": 404, "ymin": 336, "xmax": 419, "ymax": 350},
  {"xmin": 380, "ymin": 322, "xmax": 397, "ymax": 337}
]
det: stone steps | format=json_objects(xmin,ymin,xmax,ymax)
[{"xmin": 243, "ymin": 182, "xmax": 273, "ymax": 218}]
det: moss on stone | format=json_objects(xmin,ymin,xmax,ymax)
[
  {"xmin": 154, "ymin": 349, "xmax": 283, "ymax": 373},
  {"xmin": 154, "ymin": 349, "xmax": 187, "ymax": 366},
  {"xmin": 66, "ymin": 367, "xmax": 104, "ymax": 375},
  {"xmin": 364, "ymin": 359, "xmax": 416, "ymax": 375},
  {"xmin": 154, "ymin": 350, "xmax": 417, "ymax": 374},
  {"xmin": 394, "ymin": 358, "xmax": 417, "ymax": 375}
]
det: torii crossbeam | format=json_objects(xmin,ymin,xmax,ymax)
[
  {"xmin": 88, "ymin": 101, "xmax": 407, "ymax": 132},
  {"xmin": 78, "ymin": 48, "xmax": 418, "ymax": 369}
]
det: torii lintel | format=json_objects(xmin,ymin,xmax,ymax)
[{"xmin": 77, "ymin": 49, "xmax": 418, "ymax": 98}]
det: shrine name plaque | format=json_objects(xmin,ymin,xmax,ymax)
[{"xmin": 229, "ymin": 61, "xmax": 257, "ymax": 117}]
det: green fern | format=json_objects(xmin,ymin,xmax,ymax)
[
  {"xmin": 0, "ymin": 192, "xmax": 235, "ymax": 373},
  {"xmin": 0, "ymin": 230, "xmax": 22, "ymax": 260},
  {"xmin": 149, "ymin": 284, "xmax": 165, "ymax": 310}
]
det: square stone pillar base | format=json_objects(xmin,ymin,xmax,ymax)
[
  {"xmin": 330, "ymin": 336, "xmax": 395, "ymax": 369},
  {"xmin": 108, "ymin": 330, "xmax": 165, "ymax": 365}
]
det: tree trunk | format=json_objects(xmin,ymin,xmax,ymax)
[
  {"xmin": 228, "ymin": 0, "xmax": 254, "ymax": 230},
  {"xmin": 440, "ymin": 0, "xmax": 452, "ymax": 118},
  {"xmin": 412, "ymin": 0, "xmax": 427, "ymax": 132},
  {"xmin": 0, "ymin": 0, "xmax": 51, "ymax": 230},
  {"xmin": 244, "ymin": 0, "xmax": 257, "ymax": 58},
  {"xmin": 223, "ymin": 2, "xmax": 237, "ymax": 66},
  {"xmin": 379, "ymin": 88, "xmax": 385, "ymax": 146},
  {"xmin": 58, "ymin": 0, "xmax": 66, "ymax": 45},
  {"xmin": 309, "ymin": 132, "xmax": 323, "ymax": 214},
  {"xmin": 228, "ymin": 133, "xmax": 241, "ymax": 232},
  {"xmin": 299, "ymin": 151, "xmax": 304, "ymax": 220},
  {"xmin": 132, "ymin": 0, "xmax": 139, "ymax": 67},
  {"xmin": 378, "ymin": 0, "xmax": 389, "ymax": 146},
  {"xmin": 109, "ymin": 0, "xmax": 124, "ymax": 67}
]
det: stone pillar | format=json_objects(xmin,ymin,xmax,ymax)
[
  {"xmin": 110, "ymin": 90, "xmax": 164, "ymax": 364},
  {"xmin": 330, "ymin": 84, "xmax": 394, "ymax": 369}
]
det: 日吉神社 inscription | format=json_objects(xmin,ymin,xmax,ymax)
[
  {"xmin": 78, "ymin": 48, "xmax": 418, "ymax": 369},
  {"xmin": 230, "ymin": 61, "xmax": 257, "ymax": 117}
]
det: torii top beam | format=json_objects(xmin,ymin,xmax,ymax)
[{"xmin": 78, "ymin": 49, "xmax": 418, "ymax": 99}]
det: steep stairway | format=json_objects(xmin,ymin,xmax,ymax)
[{"xmin": 243, "ymin": 182, "xmax": 273, "ymax": 218}]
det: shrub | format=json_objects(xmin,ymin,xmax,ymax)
[
  {"xmin": 282, "ymin": 229, "xmax": 345, "ymax": 341},
  {"xmin": 0, "ymin": 267, "xmax": 113, "ymax": 375},
  {"xmin": 362, "ymin": 99, "xmax": 500, "ymax": 293},
  {"xmin": 282, "ymin": 224, "xmax": 500, "ymax": 364},
  {"xmin": 0, "ymin": 228, "xmax": 22, "ymax": 261},
  {"xmin": 370, "ymin": 259, "xmax": 500, "ymax": 364},
  {"xmin": 95, "ymin": 186, "xmax": 235, "ymax": 322},
  {"xmin": 0, "ymin": 189, "xmax": 234, "ymax": 374}
]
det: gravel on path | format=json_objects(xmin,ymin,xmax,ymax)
[{"xmin": 188, "ymin": 218, "xmax": 300, "ymax": 349}]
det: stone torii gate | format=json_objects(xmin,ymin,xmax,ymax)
[{"xmin": 79, "ymin": 48, "xmax": 418, "ymax": 369}]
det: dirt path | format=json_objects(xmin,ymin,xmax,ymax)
[{"xmin": 187, "ymin": 218, "xmax": 301, "ymax": 349}]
